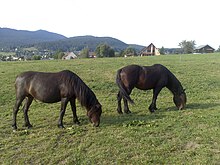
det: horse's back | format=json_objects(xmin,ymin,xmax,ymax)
[
  {"xmin": 15, "ymin": 71, "xmax": 56, "ymax": 89},
  {"xmin": 119, "ymin": 64, "xmax": 168, "ymax": 75},
  {"xmin": 118, "ymin": 65, "xmax": 142, "ymax": 86},
  {"xmin": 15, "ymin": 70, "xmax": 71, "ymax": 85},
  {"xmin": 118, "ymin": 64, "xmax": 170, "ymax": 90},
  {"xmin": 15, "ymin": 71, "xmax": 71, "ymax": 102}
]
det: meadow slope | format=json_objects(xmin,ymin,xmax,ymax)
[{"xmin": 1, "ymin": 54, "xmax": 220, "ymax": 164}]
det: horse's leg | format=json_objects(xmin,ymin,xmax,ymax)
[
  {"xmin": 12, "ymin": 96, "xmax": 25, "ymax": 130},
  {"xmin": 149, "ymin": 87, "xmax": 162, "ymax": 113},
  {"xmin": 117, "ymin": 91, "xmax": 123, "ymax": 114},
  {"xmin": 123, "ymin": 88, "xmax": 132, "ymax": 114},
  {"xmin": 70, "ymin": 98, "xmax": 80, "ymax": 125},
  {"xmin": 23, "ymin": 96, "xmax": 34, "ymax": 128},
  {"xmin": 58, "ymin": 98, "xmax": 68, "ymax": 128},
  {"xmin": 123, "ymin": 98, "xmax": 131, "ymax": 114}
]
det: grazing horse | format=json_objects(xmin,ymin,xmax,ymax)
[
  {"xmin": 116, "ymin": 64, "xmax": 186, "ymax": 114},
  {"xmin": 12, "ymin": 70, "xmax": 102, "ymax": 130}
]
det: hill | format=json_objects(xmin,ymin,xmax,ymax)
[
  {"xmin": 35, "ymin": 35, "xmax": 133, "ymax": 52},
  {"xmin": 0, "ymin": 28, "xmax": 144, "ymax": 52},
  {"xmin": 0, "ymin": 28, "xmax": 67, "ymax": 49}
]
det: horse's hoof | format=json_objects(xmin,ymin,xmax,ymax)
[
  {"xmin": 117, "ymin": 108, "xmax": 123, "ymax": 114},
  {"xmin": 124, "ymin": 110, "xmax": 131, "ymax": 114},
  {"xmin": 24, "ymin": 124, "xmax": 33, "ymax": 129},
  {"xmin": 149, "ymin": 105, "xmax": 157, "ymax": 113},
  {"xmin": 27, "ymin": 125, "xmax": 33, "ymax": 129},
  {"xmin": 117, "ymin": 111, "xmax": 123, "ymax": 114},
  {"xmin": 12, "ymin": 125, "xmax": 17, "ymax": 130},
  {"xmin": 149, "ymin": 109, "xmax": 155, "ymax": 113},
  {"xmin": 27, "ymin": 124, "xmax": 33, "ymax": 129},
  {"xmin": 58, "ymin": 125, "xmax": 65, "ymax": 129},
  {"xmin": 74, "ymin": 121, "xmax": 80, "ymax": 125}
]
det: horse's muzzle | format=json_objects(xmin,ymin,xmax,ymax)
[
  {"xmin": 178, "ymin": 104, "xmax": 185, "ymax": 110},
  {"xmin": 93, "ymin": 122, "xmax": 100, "ymax": 127}
]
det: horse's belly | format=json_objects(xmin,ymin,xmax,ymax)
[
  {"xmin": 35, "ymin": 93, "xmax": 61, "ymax": 103},
  {"xmin": 29, "ymin": 85, "xmax": 61, "ymax": 103},
  {"xmin": 136, "ymin": 81, "xmax": 155, "ymax": 90},
  {"xmin": 43, "ymin": 94, "xmax": 61, "ymax": 103},
  {"xmin": 136, "ymin": 86, "xmax": 153, "ymax": 90}
]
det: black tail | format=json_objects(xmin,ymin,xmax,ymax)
[{"xmin": 116, "ymin": 69, "xmax": 134, "ymax": 104}]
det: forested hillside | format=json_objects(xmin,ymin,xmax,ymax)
[
  {"xmin": 0, "ymin": 28, "xmax": 67, "ymax": 49},
  {"xmin": 0, "ymin": 28, "xmax": 144, "ymax": 52},
  {"xmin": 35, "ymin": 35, "xmax": 131, "ymax": 51}
]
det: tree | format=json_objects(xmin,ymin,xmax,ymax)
[
  {"xmin": 216, "ymin": 45, "xmax": 220, "ymax": 52},
  {"xmin": 32, "ymin": 55, "xmax": 42, "ymax": 60},
  {"xmin": 79, "ymin": 47, "xmax": 89, "ymax": 58},
  {"xmin": 159, "ymin": 46, "xmax": 165, "ymax": 55},
  {"xmin": 54, "ymin": 50, "xmax": 65, "ymax": 59},
  {"xmin": 95, "ymin": 44, "xmax": 115, "ymax": 58},
  {"xmin": 121, "ymin": 47, "xmax": 137, "ymax": 57},
  {"xmin": 108, "ymin": 48, "xmax": 115, "ymax": 57},
  {"xmin": 178, "ymin": 40, "xmax": 196, "ymax": 54}
]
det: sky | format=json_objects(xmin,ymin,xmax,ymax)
[{"xmin": 0, "ymin": 0, "xmax": 220, "ymax": 49}]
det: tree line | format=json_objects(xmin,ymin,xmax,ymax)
[
  {"xmin": 1, "ymin": 40, "xmax": 220, "ymax": 61},
  {"xmin": 53, "ymin": 43, "xmax": 138, "ymax": 59}
]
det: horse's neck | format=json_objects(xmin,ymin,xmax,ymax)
[
  {"xmin": 167, "ymin": 74, "xmax": 182, "ymax": 95},
  {"xmin": 75, "ymin": 80, "xmax": 97, "ymax": 110}
]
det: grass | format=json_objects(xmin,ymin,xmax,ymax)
[{"xmin": 1, "ymin": 53, "xmax": 220, "ymax": 164}]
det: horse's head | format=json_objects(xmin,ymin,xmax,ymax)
[
  {"xmin": 173, "ymin": 89, "xmax": 187, "ymax": 110},
  {"xmin": 87, "ymin": 103, "xmax": 102, "ymax": 127}
]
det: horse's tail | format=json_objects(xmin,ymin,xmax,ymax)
[{"xmin": 116, "ymin": 69, "xmax": 134, "ymax": 104}]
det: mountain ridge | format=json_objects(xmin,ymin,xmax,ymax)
[
  {"xmin": 0, "ymin": 28, "xmax": 144, "ymax": 51},
  {"xmin": 0, "ymin": 28, "xmax": 67, "ymax": 48}
]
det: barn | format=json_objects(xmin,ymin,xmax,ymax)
[
  {"xmin": 194, "ymin": 45, "xmax": 215, "ymax": 53},
  {"xmin": 140, "ymin": 43, "xmax": 160, "ymax": 56}
]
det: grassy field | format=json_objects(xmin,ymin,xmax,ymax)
[{"xmin": 1, "ymin": 53, "xmax": 220, "ymax": 164}]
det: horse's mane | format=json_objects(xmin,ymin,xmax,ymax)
[
  {"xmin": 62, "ymin": 70, "xmax": 98, "ymax": 110},
  {"xmin": 166, "ymin": 68, "xmax": 184, "ymax": 95}
]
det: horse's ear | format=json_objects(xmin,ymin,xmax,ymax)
[{"xmin": 183, "ymin": 88, "xmax": 186, "ymax": 92}]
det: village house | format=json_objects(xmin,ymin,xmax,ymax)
[
  {"xmin": 140, "ymin": 43, "xmax": 160, "ymax": 56},
  {"xmin": 89, "ymin": 52, "xmax": 96, "ymax": 58},
  {"xmin": 62, "ymin": 52, "xmax": 77, "ymax": 60},
  {"xmin": 194, "ymin": 45, "xmax": 215, "ymax": 53}
]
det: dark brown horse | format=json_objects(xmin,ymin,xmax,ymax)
[
  {"xmin": 116, "ymin": 64, "xmax": 186, "ymax": 114},
  {"xmin": 12, "ymin": 70, "xmax": 102, "ymax": 130}
]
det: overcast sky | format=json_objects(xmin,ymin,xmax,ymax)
[{"xmin": 1, "ymin": 0, "xmax": 219, "ymax": 48}]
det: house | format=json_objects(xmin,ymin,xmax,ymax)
[
  {"xmin": 194, "ymin": 45, "xmax": 215, "ymax": 53},
  {"xmin": 140, "ymin": 43, "xmax": 160, "ymax": 56},
  {"xmin": 62, "ymin": 52, "xmax": 77, "ymax": 60},
  {"xmin": 89, "ymin": 52, "xmax": 96, "ymax": 58}
]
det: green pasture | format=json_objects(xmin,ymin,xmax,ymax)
[{"xmin": 1, "ymin": 54, "xmax": 220, "ymax": 164}]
